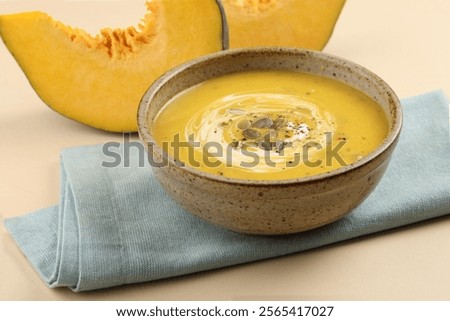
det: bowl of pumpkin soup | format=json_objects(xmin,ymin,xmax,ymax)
[{"xmin": 138, "ymin": 48, "xmax": 402, "ymax": 235}]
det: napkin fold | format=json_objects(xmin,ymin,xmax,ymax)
[{"xmin": 4, "ymin": 91, "xmax": 450, "ymax": 292}]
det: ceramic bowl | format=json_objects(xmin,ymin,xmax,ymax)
[{"xmin": 137, "ymin": 48, "xmax": 402, "ymax": 235}]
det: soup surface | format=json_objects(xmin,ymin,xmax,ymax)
[{"xmin": 152, "ymin": 70, "xmax": 389, "ymax": 180}]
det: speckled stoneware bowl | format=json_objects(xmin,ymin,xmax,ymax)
[{"xmin": 138, "ymin": 48, "xmax": 402, "ymax": 235}]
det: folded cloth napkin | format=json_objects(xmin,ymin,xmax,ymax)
[{"xmin": 4, "ymin": 91, "xmax": 450, "ymax": 292}]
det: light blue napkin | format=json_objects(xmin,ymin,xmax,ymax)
[{"xmin": 4, "ymin": 91, "xmax": 450, "ymax": 292}]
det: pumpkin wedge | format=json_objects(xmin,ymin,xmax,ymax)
[
  {"xmin": 0, "ymin": 0, "xmax": 228, "ymax": 132},
  {"xmin": 222, "ymin": 0, "xmax": 345, "ymax": 50}
]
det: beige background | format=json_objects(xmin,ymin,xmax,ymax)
[{"xmin": 1, "ymin": 0, "xmax": 449, "ymax": 300}]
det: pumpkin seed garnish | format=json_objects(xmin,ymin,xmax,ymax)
[
  {"xmin": 242, "ymin": 141, "xmax": 259, "ymax": 150},
  {"xmin": 252, "ymin": 117, "xmax": 273, "ymax": 129},
  {"xmin": 237, "ymin": 119, "xmax": 251, "ymax": 130},
  {"xmin": 272, "ymin": 117, "xmax": 287, "ymax": 130},
  {"xmin": 229, "ymin": 141, "xmax": 240, "ymax": 149},
  {"xmin": 259, "ymin": 141, "xmax": 272, "ymax": 151},
  {"xmin": 228, "ymin": 108, "xmax": 246, "ymax": 115},
  {"xmin": 276, "ymin": 141, "xmax": 287, "ymax": 153},
  {"xmin": 268, "ymin": 130, "xmax": 278, "ymax": 139},
  {"xmin": 243, "ymin": 128, "xmax": 260, "ymax": 140},
  {"xmin": 226, "ymin": 112, "xmax": 299, "ymax": 154}
]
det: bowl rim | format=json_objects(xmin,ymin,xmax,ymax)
[{"xmin": 138, "ymin": 47, "xmax": 403, "ymax": 186}]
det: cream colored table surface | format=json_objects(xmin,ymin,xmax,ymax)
[{"xmin": 1, "ymin": 0, "xmax": 450, "ymax": 300}]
